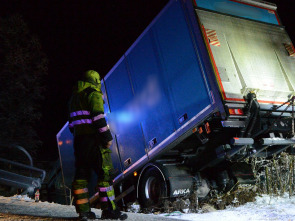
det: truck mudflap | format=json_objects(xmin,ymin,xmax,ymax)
[{"xmin": 136, "ymin": 163, "xmax": 210, "ymax": 208}]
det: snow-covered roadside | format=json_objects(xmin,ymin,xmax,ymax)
[
  {"xmin": 2, "ymin": 194, "xmax": 295, "ymax": 220},
  {"xmin": 0, "ymin": 195, "xmax": 174, "ymax": 221},
  {"xmin": 161, "ymin": 193, "xmax": 295, "ymax": 221}
]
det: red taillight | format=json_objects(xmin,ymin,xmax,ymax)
[
  {"xmin": 199, "ymin": 127, "xmax": 203, "ymax": 134},
  {"xmin": 236, "ymin": 109, "xmax": 244, "ymax": 115},
  {"xmin": 228, "ymin": 108, "xmax": 244, "ymax": 115},
  {"xmin": 229, "ymin": 109, "xmax": 235, "ymax": 115},
  {"xmin": 205, "ymin": 122, "xmax": 211, "ymax": 134}
]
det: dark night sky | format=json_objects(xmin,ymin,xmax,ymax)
[{"xmin": 0, "ymin": 0, "xmax": 294, "ymax": 161}]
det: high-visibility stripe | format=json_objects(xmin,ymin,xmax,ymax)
[
  {"xmin": 284, "ymin": 43, "xmax": 295, "ymax": 57},
  {"xmin": 70, "ymin": 119, "xmax": 92, "ymax": 127},
  {"xmin": 76, "ymin": 198, "xmax": 89, "ymax": 205},
  {"xmin": 100, "ymin": 197, "xmax": 108, "ymax": 202},
  {"xmin": 70, "ymin": 110, "xmax": 91, "ymax": 117},
  {"xmin": 99, "ymin": 196, "xmax": 115, "ymax": 202},
  {"xmin": 99, "ymin": 186, "xmax": 113, "ymax": 192},
  {"xmin": 98, "ymin": 126, "xmax": 109, "ymax": 133},
  {"xmin": 74, "ymin": 188, "xmax": 88, "ymax": 195},
  {"xmin": 205, "ymin": 29, "xmax": 221, "ymax": 47},
  {"xmin": 93, "ymin": 114, "xmax": 105, "ymax": 121},
  {"xmin": 108, "ymin": 195, "xmax": 115, "ymax": 201}
]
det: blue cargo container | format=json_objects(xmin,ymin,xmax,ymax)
[{"xmin": 56, "ymin": 0, "xmax": 295, "ymax": 208}]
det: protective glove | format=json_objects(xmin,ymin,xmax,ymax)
[{"xmin": 105, "ymin": 140, "xmax": 112, "ymax": 148}]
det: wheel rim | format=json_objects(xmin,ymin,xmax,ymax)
[{"xmin": 144, "ymin": 176, "xmax": 161, "ymax": 202}]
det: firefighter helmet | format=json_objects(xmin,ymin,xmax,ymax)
[{"xmin": 84, "ymin": 70, "xmax": 101, "ymax": 86}]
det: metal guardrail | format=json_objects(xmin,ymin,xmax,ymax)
[{"xmin": 0, "ymin": 145, "xmax": 46, "ymax": 195}]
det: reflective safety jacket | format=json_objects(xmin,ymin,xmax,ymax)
[{"xmin": 68, "ymin": 80, "xmax": 113, "ymax": 144}]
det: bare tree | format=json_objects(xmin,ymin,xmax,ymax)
[{"xmin": 0, "ymin": 15, "xmax": 48, "ymax": 153}]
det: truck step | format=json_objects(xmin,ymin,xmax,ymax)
[
  {"xmin": 221, "ymin": 120, "xmax": 246, "ymax": 128},
  {"xmin": 259, "ymin": 138, "xmax": 295, "ymax": 145}
]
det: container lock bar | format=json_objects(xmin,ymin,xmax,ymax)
[{"xmin": 259, "ymin": 138, "xmax": 295, "ymax": 146}]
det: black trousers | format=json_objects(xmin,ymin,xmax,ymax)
[
  {"xmin": 73, "ymin": 134, "xmax": 103, "ymax": 180},
  {"xmin": 72, "ymin": 134, "xmax": 116, "ymax": 212}
]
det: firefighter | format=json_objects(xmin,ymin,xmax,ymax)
[{"xmin": 68, "ymin": 70, "xmax": 127, "ymax": 220}]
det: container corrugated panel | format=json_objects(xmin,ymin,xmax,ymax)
[
  {"xmin": 197, "ymin": 9, "xmax": 295, "ymax": 104},
  {"xmin": 104, "ymin": 58, "xmax": 148, "ymax": 171},
  {"xmin": 101, "ymin": 80, "xmax": 123, "ymax": 176},
  {"xmin": 104, "ymin": 0, "xmax": 215, "ymax": 178}
]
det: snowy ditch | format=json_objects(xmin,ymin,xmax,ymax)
[{"xmin": 159, "ymin": 193, "xmax": 295, "ymax": 221}]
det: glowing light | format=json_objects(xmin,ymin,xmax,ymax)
[
  {"xmin": 229, "ymin": 108, "xmax": 244, "ymax": 115},
  {"xmin": 199, "ymin": 127, "xmax": 203, "ymax": 134},
  {"xmin": 58, "ymin": 141, "xmax": 63, "ymax": 146},
  {"xmin": 205, "ymin": 122, "xmax": 211, "ymax": 134},
  {"xmin": 116, "ymin": 112, "xmax": 134, "ymax": 124},
  {"xmin": 106, "ymin": 74, "xmax": 162, "ymax": 135},
  {"xmin": 133, "ymin": 171, "xmax": 138, "ymax": 177},
  {"xmin": 65, "ymin": 140, "xmax": 72, "ymax": 144}
]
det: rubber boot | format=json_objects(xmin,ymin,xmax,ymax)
[
  {"xmin": 79, "ymin": 211, "xmax": 97, "ymax": 220},
  {"xmin": 101, "ymin": 208, "xmax": 128, "ymax": 220}
]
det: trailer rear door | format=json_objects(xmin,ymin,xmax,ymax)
[{"xmin": 196, "ymin": 9, "xmax": 295, "ymax": 104}]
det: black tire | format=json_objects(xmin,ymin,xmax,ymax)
[{"xmin": 138, "ymin": 166, "xmax": 168, "ymax": 208}]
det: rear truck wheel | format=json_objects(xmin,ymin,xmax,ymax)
[{"xmin": 138, "ymin": 165, "xmax": 168, "ymax": 208}]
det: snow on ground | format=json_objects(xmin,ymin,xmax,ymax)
[
  {"xmin": 0, "ymin": 195, "xmax": 172, "ymax": 221},
  {"xmin": 1, "ymin": 194, "xmax": 295, "ymax": 220},
  {"xmin": 162, "ymin": 193, "xmax": 295, "ymax": 221}
]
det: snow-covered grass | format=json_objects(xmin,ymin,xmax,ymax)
[
  {"xmin": 161, "ymin": 193, "xmax": 295, "ymax": 221},
  {"xmin": 2, "ymin": 193, "xmax": 295, "ymax": 220}
]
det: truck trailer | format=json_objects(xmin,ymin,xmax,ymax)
[{"xmin": 56, "ymin": 0, "xmax": 295, "ymax": 208}]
